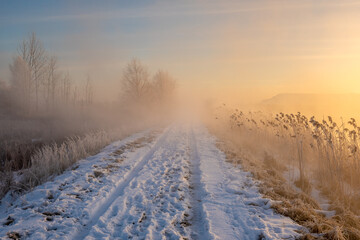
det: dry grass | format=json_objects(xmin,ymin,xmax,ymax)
[
  {"xmin": 0, "ymin": 115, "xmax": 166, "ymax": 200},
  {"xmin": 0, "ymin": 105, "xmax": 166, "ymax": 199},
  {"xmin": 0, "ymin": 128, "xmax": 147, "ymax": 199},
  {"xmin": 23, "ymin": 131, "xmax": 111, "ymax": 187},
  {"xmin": 208, "ymin": 107, "xmax": 360, "ymax": 239},
  {"xmin": 210, "ymin": 107, "xmax": 360, "ymax": 211}
]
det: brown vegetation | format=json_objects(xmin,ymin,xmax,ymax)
[{"xmin": 207, "ymin": 105, "xmax": 360, "ymax": 239}]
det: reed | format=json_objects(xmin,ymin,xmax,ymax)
[{"xmin": 212, "ymin": 106, "xmax": 360, "ymax": 215}]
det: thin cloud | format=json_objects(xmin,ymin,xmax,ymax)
[{"xmin": 4, "ymin": 1, "xmax": 360, "ymax": 25}]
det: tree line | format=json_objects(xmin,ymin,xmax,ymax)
[
  {"xmin": 0, "ymin": 33, "xmax": 94, "ymax": 116},
  {"xmin": 120, "ymin": 59, "xmax": 176, "ymax": 108},
  {"xmin": 0, "ymin": 33, "xmax": 176, "ymax": 117}
]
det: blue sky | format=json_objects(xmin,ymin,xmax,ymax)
[
  {"xmin": 0, "ymin": 1, "xmax": 221, "ymax": 71},
  {"xmin": 1, "ymin": 1, "xmax": 360, "ymax": 102}
]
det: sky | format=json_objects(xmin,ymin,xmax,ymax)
[{"xmin": 1, "ymin": 0, "xmax": 360, "ymax": 104}]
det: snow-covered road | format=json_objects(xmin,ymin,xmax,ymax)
[{"xmin": 0, "ymin": 123, "xmax": 300, "ymax": 239}]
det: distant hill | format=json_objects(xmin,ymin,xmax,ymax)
[{"xmin": 259, "ymin": 93, "xmax": 360, "ymax": 117}]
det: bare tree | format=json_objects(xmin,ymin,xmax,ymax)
[
  {"xmin": 44, "ymin": 56, "xmax": 58, "ymax": 110},
  {"xmin": 0, "ymin": 78, "xmax": 6, "ymax": 89},
  {"xmin": 152, "ymin": 70, "xmax": 176, "ymax": 103},
  {"xmin": 17, "ymin": 32, "xmax": 47, "ymax": 111},
  {"xmin": 72, "ymin": 86, "xmax": 79, "ymax": 105},
  {"xmin": 0, "ymin": 78, "xmax": 10, "ymax": 114},
  {"xmin": 9, "ymin": 57, "xmax": 32, "ymax": 114},
  {"xmin": 84, "ymin": 75, "xmax": 93, "ymax": 105},
  {"xmin": 60, "ymin": 72, "xmax": 71, "ymax": 105},
  {"xmin": 121, "ymin": 59, "xmax": 150, "ymax": 103}
]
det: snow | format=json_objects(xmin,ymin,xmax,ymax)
[
  {"xmin": 191, "ymin": 124, "xmax": 300, "ymax": 239},
  {"xmin": 283, "ymin": 164, "xmax": 336, "ymax": 218},
  {"xmin": 0, "ymin": 123, "xmax": 301, "ymax": 239}
]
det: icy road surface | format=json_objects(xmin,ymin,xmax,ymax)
[{"xmin": 0, "ymin": 123, "xmax": 300, "ymax": 239}]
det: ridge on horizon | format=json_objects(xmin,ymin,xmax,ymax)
[{"xmin": 262, "ymin": 92, "xmax": 360, "ymax": 103}]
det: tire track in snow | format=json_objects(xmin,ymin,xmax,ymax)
[
  {"xmin": 73, "ymin": 126, "xmax": 174, "ymax": 239},
  {"xmin": 189, "ymin": 126, "xmax": 213, "ymax": 240},
  {"xmin": 0, "ymin": 124, "xmax": 301, "ymax": 240},
  {"xmin": 191, "ymin": 125, "xmax": 300, "ymax": 240},
  {"xmin": 87, "ymin": 124, "xmax": 193, "ymax": 239}
]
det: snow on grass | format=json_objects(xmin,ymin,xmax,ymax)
[
  {"xmin": 0, "ymin": 129, "xmax": 159, "ymax": 239},
  {"xmin": 1, "ymin": 123, "xmax": 302, "ymax": 240},
  {"xmin": 283, "ymin": 166, "xmax": 336, "ymax": 218}
]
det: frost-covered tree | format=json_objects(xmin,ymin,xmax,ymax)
[
  {"xmin": 84, "ymin": 75, "xmax": 93, "ymax": 105},
  {"xmin": 0, "ymin": 78, "xmax": 10, "ymax": 114},
  {"xmin": 121, "ymin": 59, "xmax": 150, "ymax": 103},
  {"xmin": 152, "ymin": 70, "xmax": 176, "ymax": 103},
  {"xmin": 9, "ymin": 56, "xmax": 32, "ymax": 114},
  {"xmin": 0, "ymin": 78, "xmax": 6, "ymax": 94},
  {"xmin": 60, "ymin": 72, "xmax": 71, "ymax": 105},
  {"xmin": 44, "ymin": 56, "xmax": 59, "ymax": 110},
  {"xmin": 17, "ymin": 32, "xmax": 47, "ymax": 111}
]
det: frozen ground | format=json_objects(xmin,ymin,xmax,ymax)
[
  {"xmin": 283, "ymin": 165, "xmax": 336, "ymax": 218},
  {"xmin": 0, "ymin": 123, "xmax": 301, "ymax": 239}
]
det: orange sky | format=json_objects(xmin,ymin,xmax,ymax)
[{"xmin": 1, "ymin": 1, "xmax": 360, "ymax": 104}]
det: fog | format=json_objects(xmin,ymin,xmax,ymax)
[
  {"xmin": 2, "ymin": 1, "xmax": 360, "ymax": 106},
  {"xmin": 2, "ymin": 0, "xmax": 360, "ymax": 179},
  {"xmin": 2, "ymin": 3, "xmax": 360, "ymax": 237}
]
